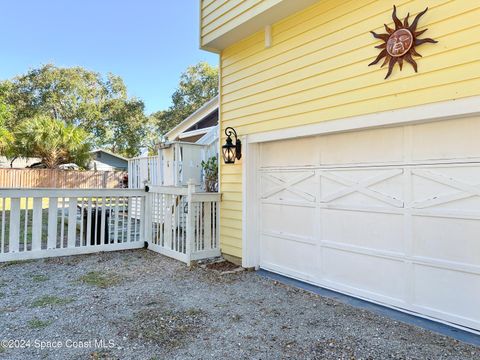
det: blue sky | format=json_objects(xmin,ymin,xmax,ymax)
[{"xmin": 0, "ymin": 0, "xmax": 219, "ymax": 114}]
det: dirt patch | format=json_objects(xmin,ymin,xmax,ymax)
[
  {"xmin": 205, "ymin": 260, "xmax": 239, "ymax": 272},
  {"xmin": 43, "ymin": 255, "xmax": 82, "ymax": 266}
]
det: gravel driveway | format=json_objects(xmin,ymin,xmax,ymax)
[{"xmin": 0, "ymin": 249, "xmax": 478, "ymax": 360}]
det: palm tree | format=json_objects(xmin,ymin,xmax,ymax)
[{"xmin": 14, "ymin": 116, "xmax": 91, "ymax": 168}]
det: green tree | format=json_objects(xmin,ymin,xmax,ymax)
[
  {"xmin": 2, "ymin": 64, "xmax": 148, "ymax": 157},
  {"xmin": 14, "ymin": 116, "xmax": 91, "ymax": 169},
  {"xmin": 150, "ymin": 61, "xmax": 218, "ymax": 141},
  {"xmin": 100, "ymin": 97, "xmax": 147, "ymax": 155},
  {"xmin": 0, "ymin": 94, "xmax": 13, "ymax": 154},
  {"xmin": 0, "ymin": 119, "xmax": 13, "ymax": 154}
]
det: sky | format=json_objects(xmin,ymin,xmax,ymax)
[{"xmin": 0, "ymin": 0, "xmax": 219, "ymax": 114}]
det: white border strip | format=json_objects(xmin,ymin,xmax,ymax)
[{"xmin": 247, "ymin": 96, "xmax": 480, "ymax": 143}]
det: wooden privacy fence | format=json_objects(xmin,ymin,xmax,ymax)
[
  {"xmin": 0, "ymin": 169, "xmax": 126, "ymax": 188},
  {"xmin": 0, "ymin": 183, "xmax": 221, "ymax": 264}
]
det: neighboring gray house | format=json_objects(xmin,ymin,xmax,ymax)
[{"xmin": 90, "ymin": 150, "xmax": 128, "ymax": 171}]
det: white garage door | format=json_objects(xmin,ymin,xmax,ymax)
[{"xmin": 258, "ymin": 116, "xmax": 480, "ymax": 331}]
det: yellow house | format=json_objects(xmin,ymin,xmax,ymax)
[{"xmin": 200, "ymin": 0, "xmax": 480, "ymax": 332}]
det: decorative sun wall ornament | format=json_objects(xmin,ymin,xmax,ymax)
[{"xmin": 369, "ymin": 6, "xmax": 437, "ymax": 79}]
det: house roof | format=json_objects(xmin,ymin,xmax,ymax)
[
  {"xmin": 90, "ymin": 149, "xmax": 129, "ymax": 161},
  {"xmin": 166, "ymin": 96, "xmax": 219, "ymax": 141}
]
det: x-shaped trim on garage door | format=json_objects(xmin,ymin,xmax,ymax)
[
  {"xmin": 321, "ymin": 169, "xmax": 404, "ymax": 208},
  {"xmin": 411, "ymin": 169, "xmax": 480, "ymax": 209},
  {"xmin": 261, "ymin": 172, "xmax": 316, "ymax": 202}
]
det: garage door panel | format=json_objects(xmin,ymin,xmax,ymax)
[
  {"xmin": 260, "ymin": 234, "xmax": 317, "ymax": 280},
  {"xmin": 412, "ymin": 116, "xmax": 480, "ymax": 162},
  {"xmin": 411, "ymin": 166, "xmax": 480, "ymax": 209},
  {"xmin": 261, "ymin": 203, "xmax": 316, "ymax": 240},
  {"xmin": 321, "ymin": 169, "xmax": 404, "ymax": 208},
  {"xmin": 324, "ymin": 191, "xmax": 403, "ymax": 209},
  {"xmin": 322, "ymin": 210, "xmax": 404, "ymax": 253},
  {"xmin": 412, "ymin": 216, "xmax": 480, "ymax": 265},
  {"xmin": 322, "ymin": 247, "xmax": 406, "ymax": 302},
  {"xmin": 260, "ymin": 136, "xmax": 321, "ymax": 167},
  {"xmin": 413, "ymin": 264, "xmax": 480, "ymax": 329},
  {"xmin": 261, "ymin": 171, "xmax": 317, "ymax": 203},
  {"xmin": 321, "ymin": 127, "xmax": 404, "ymax": 165}
]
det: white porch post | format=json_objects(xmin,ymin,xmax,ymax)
[
  {"xmin": 185, "ymin": 179, "xmax": 196, "ymax": 266},
  {"xmin": 143, "ymin": 190, "xmax": 152, "ymax": 245}
]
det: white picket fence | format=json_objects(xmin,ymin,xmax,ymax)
[
  {"xmin": 0, "ymin": 184, "xmax": 221, "ymax": 264},
  {"xmin": 147, "ymin": 183, "xmax": 220, "ymax": 263}
]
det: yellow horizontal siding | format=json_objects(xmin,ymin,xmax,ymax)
[
  {"xmin": 218, "ymin": 0, "xmax": 480, "ymax": 258},
  {"xmin": 203, "ymin": 0, "xmax": 248, "ymax": 28},
  {"xmin": 223, "ymin": 50, "xmax": 480, "ymax": 125},
  {"xmin": 220, "ymin": 183, "xmax": 242, "ymax": 193},
  {"xmin": 220, "ymin": 242, "xmax": 242, "ymax": 258},
  {"xmin": 202, "ymin": 0, "xmax": 218, "ymax": 10},
  {"xmin": 222, "ymin": 174, "xmax": 243, "ymax": 183},
  {"xmin": 220, "ymin": 162, "xmax": 242, "ymax": 174},
  {"xmin": 200, "ymin": 0, "xmax": 283, "ymax": 47},
  {"xmin": 222, "ymin": 1, "xmax": 476, "ymax": 90},
  {"xmin": 221, "ymin": 0, "xmax": 347, "ymax": 64},
  {"xmin": 221, "ymin": 208, "xmax": 242, "ymax": 220},
  {"xmin": 222, "ymin": 27, "xmax": 480, "ymax": 107}
]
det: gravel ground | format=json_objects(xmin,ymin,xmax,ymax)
[{"xmin": 0, "ymin": 249, "xmax": 478, "ymax": 360}]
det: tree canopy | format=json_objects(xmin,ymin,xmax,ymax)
[
  {"xmin": 0, "ymin": 61, "xmax": 219, "ymax": 162},
  {"xmin": 150, "ymin": 61, "xmax": 218, "ymax": 140},
  {"xmin": 1, "ymin": 64, "xmax": 147, "ymax": 157}
]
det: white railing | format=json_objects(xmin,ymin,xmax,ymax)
[
  {"xmin": 146, "ymin": 182, "xmax": 221, "ymax": 265},
  {"xmin": 0, "ymin": 189, "xmax": 147, "ymax": 262},
  {"xmin": 128, "ymin": 155, "xmax": 162, "ymax": 189},
  {"xmin": 0, "ymin": 184, "xmax": 221, "ymax": 265},
  {"xmin": 128, "ymin": 142, "xmax": 219, "ymax": 190}
]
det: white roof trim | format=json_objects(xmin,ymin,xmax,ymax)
[
  {"xmin": 178, "ymin": 125, "xmax": 217, "ymax": 139},
  {"xmin": 166, "ymin": 96, "xmax": 219, "ymax": 141},
  {"xmin": 197, "ymin": 125, "xmax": 219, "ymax": 146}
]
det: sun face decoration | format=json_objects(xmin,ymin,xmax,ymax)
[{"xmin": 369, "ymin": 6, "xmax": 437, "ymax": 79}]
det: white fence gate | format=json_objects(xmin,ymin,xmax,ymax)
[
  {"xmin": 147, "ymin": 183, "xmax": 220, "ymax": 263},
  {"xmin": 0, "ymin": 184, "xmax": 221, "ymax": 265}
]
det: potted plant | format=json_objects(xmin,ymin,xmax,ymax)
[{"xmin": 201, "ymin": 156, "xmax": 218, "ymax": 192}]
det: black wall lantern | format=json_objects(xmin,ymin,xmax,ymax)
[{"xmin": 222, "ymin": 127, "xmax": 242, "ymax": 164}]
